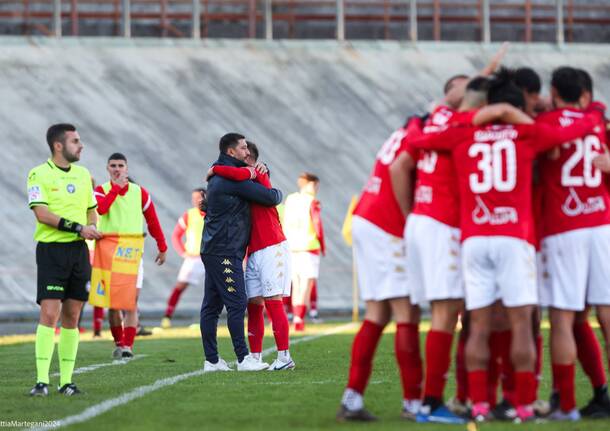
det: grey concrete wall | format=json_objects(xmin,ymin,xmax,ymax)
[{"xmin": 1, "ymin": 38, "xmax": 610, "ymax": 317}]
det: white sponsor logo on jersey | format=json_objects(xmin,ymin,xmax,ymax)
[
  {"xmin": 561, "ymin": 187, "xmax": 606, "ymax": 217},
  {"xmin": 472, "ymin": 195, "xmax": 518, "ymax": 225},
  {"xmin": 364, "ymin": 176, "xmax": 381, "ymax": 195}
]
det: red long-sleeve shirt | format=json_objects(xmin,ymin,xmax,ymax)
[
  {"xmin": 94, "ymin": 182, "xmax": 167, "ymax": 252},
  {"xmin": 211, "ymin": 165, "xmax": 286, "ymax": 254}
]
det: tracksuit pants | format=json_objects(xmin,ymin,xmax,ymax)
[{"xmin": 200, "ymin": 254, "xmax": 248, "ymax": 363}]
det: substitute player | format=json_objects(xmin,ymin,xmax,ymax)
[
  {"xmin": 208, "ymin": 141, "xmax": 294, "ymax": 371},
  {"xmin": 283, "ymin": 173, "xmax": 326, "ymax": 331},
  {"xmin": 161, "ymin": 188, "xmax": 207, "ymax": 329},
  {"xmin": 337, "ymin": 116, "xmax": 422, "ymax": 421},
  {"xmin": 538, "ymin": 67, "xmax": 610, "ymax": 421},
  {"xmin": 28, "ymin": 123, "xmax": 102, "ymax": 396},
  {"xmin": 410, "ymin": 70, "xmax": 598, "ymax": 422},
  {"xmin": 95, "ymin": 153, "xmax": 167, "ymax": 359}
]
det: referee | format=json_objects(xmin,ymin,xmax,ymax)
[{"xmin": 27, "ymin": 124, "xmax": 101, "ymax": 396}]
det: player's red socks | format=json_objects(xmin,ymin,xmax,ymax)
[
  {"xmin": 424, "ymin": 330, "xmax": 453, "ymax": 399},
  {"xmin": 165, "ymin": 286, "xmax": 185, "ymax": 318},
  {"xmin": 515, "ymin": 371, "xmax": 536, "ymax": 407},
  {"xmin": 456, "ymin": 329, "xmax": 468, "ymax": 403},
  {"xmin": 347, "ymin": 320, "xmax": 384, "ymax": 394},
  {"xmin": 574, "ymin": 321, "xmax": 607, "ymax": 388},
  {"xmin": 310, "ymin": 281, "xmax": 318, "ymax": 313},
  {"xmin": 468, "ymin": 369, "xmax": 488, "ymax": 404},
  {"xmin": 93, "ymin": 306, "xmax": 104, "ymax": 333},
  {"xmin": 247, "ymin": 303, "xmax": 265, "ymax": 353},
  {"xmin": 110, "ymin": 325, "xmax": 123, "ymax": 346},
  {"xmin": 552, "ymin": 364, "xmax": 576, "ymax": 412},
  {"xmin": 265, "ymin": 299, "xmax": 290, "ymax": 351},
  {"xmin": 122, "ymin": 326, "xmax": 137, "ymax": 348},
  {"xmin": 396, "ymin": 323, "xmax": 422, "ymax": 400}
]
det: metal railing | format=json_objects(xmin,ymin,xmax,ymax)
[{"xmin": 0, "ymin": 0, "xmax": 608, "ymax": 42}]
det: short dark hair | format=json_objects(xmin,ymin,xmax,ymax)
[
  {"xmin": 246, "ymin": 141, "xmax": 259, "ymax": 162},
  {"xmin": 443, "ymin": 74, "xmax": 469, "ymax": 95},
  {"xmin": 107, "ymin": 152, "xmax": 127, "ymax": 162},
  {"xmin": 46, "ymin": 123, "xmax": 76, "ymax": 153},
  {"xmin": 514, "ymin": 67, "xmax": 541, "ymax": 94},
  {"xmin": 551, "ymin": 67, "xmax": 582, "ymax": 103},
  {"xmin": 219, "ymin": 133, "xmax": 245, "ymax": 154},
  {"xmin": 577, "ymin": 68, "xmax": 593, "ymax": 96},
  {"xmin": 193, "ymin": 187, "xmax": 206, "ymax": 194},
  {"xmin": 487, "ymin": 68, "xmax": 525, "ymax": 111},
  {"xmin": 466, "ymin": 76, "xmax": 490, "ymax": 93},
  {"xmin": 299, "ymin": 172, "xmax": 320, "ymax": 183}
]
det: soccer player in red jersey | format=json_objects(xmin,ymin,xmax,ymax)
[
  {"xmin": 409, "ymin": 70, "xmax": 597, "ymax": 423},
  {"xmin": 537, "ymin": 67, "xmax": 610, "ymax": 421},
  {"xmin": 94, "ymin": 153, "xmax": 167, "ymax": 358},
  {"xmin": 336, "ymin": 116, "xmax": 421, "ymax": 421},
  {"xmin": 407, "ymin": 77, "xmax": 490, "ymax": 424},
  {"xmin": 208, "ymin": 142, "xmax": 294, "ymax": 371}
]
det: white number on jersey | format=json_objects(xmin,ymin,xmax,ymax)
[
  {"xmin": 561, "ymin": 135, "xmax": 602, "ymax": 188},
  {"xmin": 377, "ymin": 129, "xmax": 407, "ymax": 165},
  {"xmin": 417, "ymin": 150, "xmax": 438, "ymax": 173},
  {"xmin": 468, "ymin": 139, "xmax": 517, "ymax": 193}
]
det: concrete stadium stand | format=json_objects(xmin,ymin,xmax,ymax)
[{"xmin": 1, "ymin": 38, "xmax": 609, "ymax": 318}]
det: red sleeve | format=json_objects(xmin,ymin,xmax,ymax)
[
  {"xmin": 310, "ymin": 200, "xmax": 325, "ymax": 256},
  {"xmin": 212, "ymin": 165, "xmax": 252, "ymax": 181},
  {"xmin": 94, "ymin": 183, "xmax": 123, "ymax": 215},
  {"xmin": 533, "ymin": 116, "xmax": 596, "ymax": 153},
  {"xmin": 409, "ymin": 124, "xmax": 470, "ymax": 151},
  {"xmin": 254, "ymin": 171, "xmax": 272, "ymax": 188},
  {"xmin": 141, "ymin": 187, "xmax": 168, "ymax": 252},
  {"xmin": 171, "ymin": 211, "xmax": 188, "ymax": 256},
  {"xmin": 400, "ymin": 117, "xmax": 423, "ymax": 159}
]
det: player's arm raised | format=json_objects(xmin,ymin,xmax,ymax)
[{"xmin": 479, "ymin": 42, "xmax": 510, "ymax": 76}]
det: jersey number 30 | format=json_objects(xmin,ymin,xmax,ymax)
[{"xmin": 468, "ymin": 139, "xmax": 516, "ymax": 193}]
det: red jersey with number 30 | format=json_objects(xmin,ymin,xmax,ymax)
[
  {"xmin": 410, "ymin": 106, "xmax": 461, "ymax": 228},
  {"xmin": 410, "ymin": 117, "xmax": 597, "ymax": 241},
  {"xmin": 537, "ymin": 108, "xmax": 610, "ymax": 237},
  {"xmin": 353, "ymin": 118, "xmax": 420, "ymax": 237}
]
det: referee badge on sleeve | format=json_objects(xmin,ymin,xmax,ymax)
[{"xmin": 28, "ymin": 186, "xmax": 41, "ymax": 203}]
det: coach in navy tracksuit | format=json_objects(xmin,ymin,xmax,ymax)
[{"xmin": 200, "ymin": 133, "xmax": 282, "ymax": 371}]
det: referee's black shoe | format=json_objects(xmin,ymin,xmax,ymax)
[
  {"xmin": 58, "ymin": 383, "xmax": 82, "ymax": 396},
  {"xmin": 29, "ymin": 382, "xmax": 49, "ymax": 397}
]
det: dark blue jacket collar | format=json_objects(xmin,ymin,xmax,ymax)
[{"xmin": 216, "ymin": 152, "xmax": 248, "ymax": 167}]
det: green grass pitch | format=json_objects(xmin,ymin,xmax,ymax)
[{"xmin": 1, "ymin": 321, "xmax": 609, "ymax": 430}]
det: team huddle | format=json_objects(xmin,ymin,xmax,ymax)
[{"xmin": 339, "ymin": 60, "xmax": 610, "ymax": 424}]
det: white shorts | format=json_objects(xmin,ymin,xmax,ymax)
[
  {"xmin": 352, "ymin": 216, "xmax": 408, "ymax": 302},
  {"xmin": 291, "ymin": 251, "xmax": 320, "ymax": 279},
  {"xmin": 177, "ymin": 256, "xmax": 205, "ymax": 285},
  {"xmin": 136, "ymin": 258, "xmax": 144, "ymax": 289},
  {"xmin": 246, "ymin": 241, "xmax": 292, "ymax": 299},
  {"xmin": 462, "ymin": 236, "xmax": 537, "ymax": 310},
  {"xmin": 405, "ymin": 214, "xmax": 463, "ymax": 305},
  {"xmin": 540, "ymin": 225, "xmax": 610, "ymax": 310}
]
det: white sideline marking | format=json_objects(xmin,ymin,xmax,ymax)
[
  {"xmin": 31, "ymin": 323, "xmax": 356, "ymax": 430},
  {"xmin": 50, "ymin": 355, "xmax": 147, "ymax": 377}
]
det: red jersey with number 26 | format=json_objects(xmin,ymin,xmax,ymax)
[
  {"xmin": 409, "ymin": 118, "xmax": 596, "ymax": 242},
  {"xmin": 537, "ymin": 108, "xmax": 610, "ymax": 237},
  {"xmin": 353, "ymin": 118, "xmax": 420, "ymax": 237}
]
